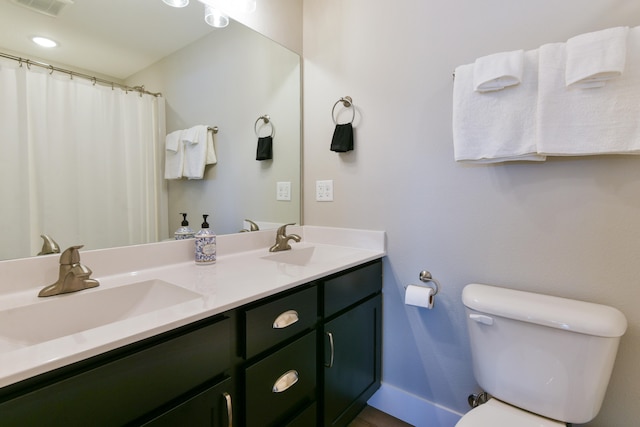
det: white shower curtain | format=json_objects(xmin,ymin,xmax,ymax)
[{"xmin": 0, "ymin": 57, "xmax": 167, "ymax": 260}]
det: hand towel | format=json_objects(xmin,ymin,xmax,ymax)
[
  {"xmin": 183, "ymin": 125, "xmax": 209, "ymax": 179},
  {"xmin": 537, "ymin": 32, "xmax": 640, "ymax": 155},
  {"xmin": 256, "ymin": 136, "xmax": 273, "ymax": 160},
  {"xmin": 206, "ymin": 128, "xmax": 217, "ymax": 165},
  {"xmin": 565, "ymin": 26, "xmax": 629, "ymax": 88},
  {"xmin": 452, "ymin": 50, "xmax": 544, "ymax": 163},
  {"xmin": 330, "ymin": 123, "xmax": 354, "ymax": 152},
  {"xmin": 164, "ymin": 130, "xmax": 184, "ymax": 179},
  {"xmin": 181, "ymin": 126, "xmax": 199, "ymax": 145},
  {"xmin": 473, "ymin": 50, "xmax": 524, "ymax": 92}
]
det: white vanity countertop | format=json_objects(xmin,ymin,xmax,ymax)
[{"xmin": 0, "ymin": 226, "xmax": 385, "ymax": 389}]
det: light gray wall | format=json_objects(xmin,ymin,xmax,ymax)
[
  {"xmin": 130, "ymin": 21, "xmax": 301, "ymax": 236},
  {"xmin": 302, "ymin": 1, "xmax": 640, "ymax": 425}
]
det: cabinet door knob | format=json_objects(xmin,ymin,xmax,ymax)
[
  {"xmin": 222, "ymin": 392, "xmax": 233, "ymax": 427},
  {"xmin": 272, "ymin": 369, "xmax": 299, "ymax": 393},
  {"xmin": 272, "ymin": 310, "xmax": 299, "ymax": 329}
]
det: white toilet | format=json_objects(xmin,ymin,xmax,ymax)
[{"xmin": 457, "ymin": 283, "xmax": 627, "ymax": 426}]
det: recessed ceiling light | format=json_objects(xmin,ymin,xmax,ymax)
[{"xmin": 32, "ymin": 36, "xmax": 58, "ymax": 48}]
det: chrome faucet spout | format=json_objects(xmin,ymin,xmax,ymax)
[
  {"xmin": 38, "ymin": 245, "xmax": 99, "ymax": 297},
  {"xmin": 269, "ymin": 223, "xmax": 301, "ymax": 252}
]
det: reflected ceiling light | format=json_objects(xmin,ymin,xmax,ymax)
[
  {"xmin": 162, "ymin": 0, "xmax": 189, "ymax": 7},
  {"xmin": 204, "ymin": 5, "xmax": 229, "ymax": 28},
  {"xmin": 241, "ymin": 1, "xmax": 256, "ymax": 13},
  {"xmin": 32, "ymin": 36, "xmax": 57, "ymax": 48}
]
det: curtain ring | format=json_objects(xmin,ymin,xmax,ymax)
[
  {"xmin": 25, "ymin": 60, "xmax": 31, "ymax": 70},
  {"xmin": 254, "ymin": 114, "xmax": 274, "ymax": 138},
  {"xmin": 91, "ymin": 77, "xmax": 97, "ymax": 86},
  {"xmin": 48, "ymin": 65, "xmax": 54, "ymax": 75},
  {"xmin": 332, "ymin": 96, "xmax": 355, "ymax": 125}
]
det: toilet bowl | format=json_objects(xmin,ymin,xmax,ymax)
[
  {"xmin": 457, "ymin": 283, "xmax": 627, "ymax": 426},
  {"xmin": 456, "ymin": 398, "xmax": 565, "ymax": 427}
]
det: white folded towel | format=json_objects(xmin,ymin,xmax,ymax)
[
  {"xmin": 183, "ymin": 125, "xmax": 210, "ymax": 179},
  {"xmin": 181, "ymin": 126, "xmax": 199, "ymax": 145},
  {"xmin": 453, "ymin": 50, "xmax": 544, "ymax": 163},
  {"xmin": 473, "ymin": 50, "xmax": 524, "ymax": 92},
  {"xmin": 565, "ymin": 26, "xmax": 628, "ymax": 88},
  {"xmin": 206, "ymin": 128, "xmax": 217, "ymax": 166},
  {"xmin": 164, "ymin": 130, "xmax": 184, "ymax": 179},
  {"xmin": 537, "ymin": 32, "xmax": 640, "ymax": 155}
]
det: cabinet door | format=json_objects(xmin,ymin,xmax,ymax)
[
  {"xmin": 323, "ymin": 294, "xmax": 382, "ymax": 427},
  {"xmin": 142, "ymin": 377, "xmax": 233, "ymax": 427}
]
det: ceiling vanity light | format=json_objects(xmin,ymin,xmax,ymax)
[
  {"xmin": 32, "ymin": 36, "xmax": 58, "ymax": 48},
  {"xmin": 162, "ymin": 0, "xmax": 189, "ymax": 7}
]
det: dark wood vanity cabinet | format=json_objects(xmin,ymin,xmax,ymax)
[
  {"xmin": 0, "ymin": 314, "xmax": 233, "ymax": 427},
  {"xmin": 321, "ymin": 261, "xmax": 383, "ymax": 427},
  {"xmin": 0, "ymin": 259, "xmax": 382, "ymax": 427}
]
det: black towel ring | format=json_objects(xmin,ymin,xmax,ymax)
[
  {"xmin": 254, "ymin": 114, "xmax": 274, "ymax": 138},
  {"xmin": 332, "ymin": 96, "xmax": 355, "ymax": 125}
]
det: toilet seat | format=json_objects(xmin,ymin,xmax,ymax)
[{"xmin": 455, "ymin": 398, "xmax": 566, "ymax": 427}]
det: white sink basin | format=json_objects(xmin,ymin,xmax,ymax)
[
  {"xmin": 0, "ymin": 280, "xmax": 201, "ymax": 351},
  {"xmin": 262, "ymin": 246, "xmax": 316, "ymax": 266}
]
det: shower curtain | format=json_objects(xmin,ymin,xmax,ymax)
[{"xmin": 0, "ymin": 57, "xmax": 168, "ymax": 260}]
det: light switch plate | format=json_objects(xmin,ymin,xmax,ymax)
[
  {"xmin": 277, "ymin": 181, "xmax": 291, "ymax": 201},
  {"xmin": 316, "ymin": 180, "xmax": 334, "ymax": 202}
]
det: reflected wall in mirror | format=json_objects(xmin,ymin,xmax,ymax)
[{"xmin": 0, "ymin": 0, "xmax": 301, "ymax": 261}]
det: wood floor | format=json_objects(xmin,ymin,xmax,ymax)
[{"xmin": 348, "ymin": 405, "xmax": 414, "ymax": 427}]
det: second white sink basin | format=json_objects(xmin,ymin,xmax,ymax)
[
  {"xmin": 262, "ymin": 246, "xmax": 316, "ymax": 266},
  {"xmin": 0, "ymin": 280, "xmax": 201, "ymax": 351}
]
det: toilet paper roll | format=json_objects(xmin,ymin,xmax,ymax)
[{"xmin": 405, "ymin": 284, "xmax": 435, "ymax": 309}]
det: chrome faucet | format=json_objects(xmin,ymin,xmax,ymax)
[
  {"xmin": 269, "ymin": 223, "xmax": 301, "ymax": 252},
  {"xmin": 38, "ymin": 245, "xmax": 99, "ymax": 297}
]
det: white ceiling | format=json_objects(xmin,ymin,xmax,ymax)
[{"xmin": 0, "ymin": 0, "xmax": 218, "ymax": 80}]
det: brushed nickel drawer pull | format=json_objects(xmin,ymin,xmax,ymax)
[
  {"xmin": 222, "ymin": 392, "xmax": 233, "ymax": 427},
  {"xmin": 272, "ymin": 309, "xmax": 299, "ymax": 329},
  {"xmin": 272, "ymin": 369, "xmax": 299, "ymax": 393}
]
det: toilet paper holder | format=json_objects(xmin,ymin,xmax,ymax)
[{"xmin": 418, "ymin": 270, "xmax": 440, "ymax": 296}]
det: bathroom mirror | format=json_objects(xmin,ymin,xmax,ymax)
[{"xmin": 0, "ymin": 0, "xmax": 301, "ymax": 260}]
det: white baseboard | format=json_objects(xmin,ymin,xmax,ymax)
[{"xmin": 367, "ymin": 383, "xmax": 463, "ymax": 427}]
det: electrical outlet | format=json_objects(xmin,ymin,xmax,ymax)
[
  {"xmin": 316, "ymin": 180, "xmax": 334, "ymax": 202},
  {"xmin": 277, "ymin": 181, "xmax": 291, "ymax": 201}
]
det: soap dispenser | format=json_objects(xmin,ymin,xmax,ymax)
[
  {"xmin": 175, "ymin": 213, "xmax": 195, "ymax": 240},
  {"xmin": 195, "ymin": 214, "xmax": 216, "ymax": 265}
]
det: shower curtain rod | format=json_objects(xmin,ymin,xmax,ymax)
[{"xmin": 0, "ymin": 51, "xmax": 162, "ymax": 97}]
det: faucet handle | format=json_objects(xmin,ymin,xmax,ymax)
[
  {"xmin": 59, "ymin": 245, "xmax": 84, "ymax": 265},
  {"xmin": 37, "ymin": 234, "xmax": 60, "ymax": 256},
  {"xmin": 276, "ymin": 223, "xmax": 297, "ymax": 237}
]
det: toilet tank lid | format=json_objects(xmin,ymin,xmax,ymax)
[{"xmin": 462, "ymin": 284, "xmax": 627, "ymax": 337}]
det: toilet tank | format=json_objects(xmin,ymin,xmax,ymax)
[{"xmin": 462, "ymin": 284, "xmax": 627, "ymax": 424}]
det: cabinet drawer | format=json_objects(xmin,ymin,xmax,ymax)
[
  {"xmin": 286, "ymin": 402, "xmax": 317, "ymax": 427},
  {"xmin": 323, "ymin": 260, "xmax": 382, "ymax": 318},
  {"xmin": 245, "ymin": 331, "xmax": 316, "ymax": 427},
  {"xmin": 0, "ymin": 316, "xmax": 231, "ymax": 427},
  {"xmin": 244, "ymin": 285, "xmax": 317, "ymax": 358}
]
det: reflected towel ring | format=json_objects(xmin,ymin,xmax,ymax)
[
  {"xmin": 254, "ymin": 114, "xmax": 274, "ymax": 138},
  {"xmin": 332, "ymin": 96, "xmax": 355, "ymax": 125}
]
